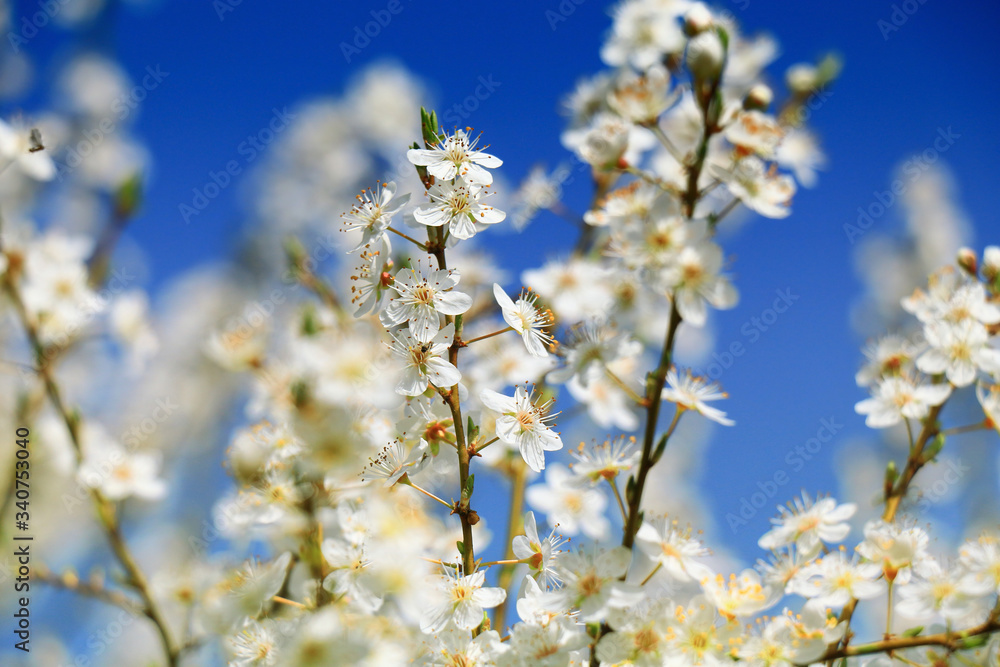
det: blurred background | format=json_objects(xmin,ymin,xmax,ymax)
[{"xmin": 1, "ymin": 0, "xmax": 998, "ymax": 663}]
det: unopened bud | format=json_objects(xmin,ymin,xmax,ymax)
[
  {"xmin": 684, "ymin": 3, "xmax": 713, "ymax": 35},
  {"xmin": 982, "ymin": 245, "xmax": 1000, "ymax": 284},
  {"xmin": 957, "ymin": 247, "xmax": 978, "ymax": 276},
  {"xmin": 786, "ymin": 63, "xmax": 818, "ymax": 94},
  {"xmin": 744, "ymin": 84, "xmax": 773, "ymax": 110},
  {"xmin": 686, "ymin": 31, "xmax": 725, "ymax": 82}
]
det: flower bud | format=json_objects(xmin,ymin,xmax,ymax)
[
  {"xmin": 786, "ymin": 63, "xmax": 818, "ymax": 94},
  {"xmin": 684, "ymin": 3, "xmax": 714, "ymax": 35},
  {"xmin": 982, "ymin": 245, "xmax": 1000, "ymax": 284},
  {"xmin": 744, "ymin": 83, "xmax": 773, "ymax": 110},
  {"xmin": 686, "ymin": 31, "xmax": 725, "ymax": 82},
  {"xmin": 956, "ymin": 247, "xmax": 978, "ymax": 276}
]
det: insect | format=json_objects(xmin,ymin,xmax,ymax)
[{"xmin": 28, "ymin": 128, "xmax": 45, "ymax": 153}]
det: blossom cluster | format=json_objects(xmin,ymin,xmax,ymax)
[{"xmin": 1, "ymin": 0, "xmax": 997, "ymax": 665}]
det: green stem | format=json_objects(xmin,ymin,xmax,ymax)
[
  {"xmin": 622, "ymin": 301, "xmax": 683, "ymax": 550},
  {"xmin": 4, "ymin": 277, "xmax": 179, "ymax": 665}
]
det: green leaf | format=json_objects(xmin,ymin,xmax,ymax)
[
  {"xmin": 625, "ymin": 475, "xmax": 637, "ymax": 505},
  {"xmin": 902, "ymin": 625, "xmax": 924, "ymax": 637},
  {"xmin": 923, "ymin": 433, "xmax": 946, "ymax": 461},
  {"xmin": 650, "ymin": 431, "xmax": 670, "ymax": 466},
  {"xmin": 114, "ymin": 172, "xmax": 144, "ymax": 220},
  {"xmin": 815, "ymin": 52, "xmax": 844, "ymax": 87},
  {"xmin": 456, "ymin": 541, "xmax": 465, "ymax": 557},
  {"xmin": 958, "ymin": 634, "xmax": 989, "ymax": 650},
  {"xmin": 300, "ymin": 305, "xmax": 320, "ymax": 336},
  {"xmin": 291, "ymin": 380, "xmax": 310, "ymax": 408},
  {"xmin": 464, "ymin": 474, "xmax": 475, "ymax": 498},
  {"xmin": 885, "ymin": 460, "xmax": 898, "ymax": 485},
  {"xmin": 283, "ymin": 236, "xmax": 307, "ymax": 275},
  {"xmin": 420, "ymin": 107, "xmax": 441, "ymax": 146},
  {"xmin": 714, "ymin": 25, "xmax": 730, "ymax": 52}
]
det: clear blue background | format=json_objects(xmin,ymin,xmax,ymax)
[{"xmin": 9, "ymin": 0, "xmax": 1000, "ymax": 654}]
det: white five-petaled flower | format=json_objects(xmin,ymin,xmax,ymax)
[
  {"xmin": 607, "ymin": 63, "xmax": 678, "ymax": 124},
  {"xmin": 568, "ymin": 436, "xmax": 641, "ymax": 484},
  {"xmin": 76, "ymin": 422, "xmax": 168, "ymax": 502},
  {"xmin": 917, "ymin": 319, "xmax": 1000, "ymax": 387},
  {"xmin": 903, "ymin": 274, "xmax": 1000, "ymax": 327},
  {"xmin": 406, "ymin": 128, "xmax": 502, "ymax": 185},
  {"xmin": 412, "ymin": 179, "xmax": 506, "ymax": 240},
  {"xmin": 564, "ymin": 112, "xmax": 631, "ymax": 168},
  {"xmin": 855, "ymin": 334, "xmax": 919, "ymax": 387},
  {"xmin": 854, "ymin": 375, "xmax": 951, "ymax": 428},
  {"xmin": 661, "ymin": 367, "xmax": 734, "ymax": 425},
  {"xmin": 544, "ymin": 547, "xmax": 643, "ymax": 622},
  {"xmin": 856, "ymin": 520, "xmax": 934, "ymax": 584},
  {"xmin": 385, "ymin": 261, "xmax": 472, "ymax": 343},
  {"xmin": 635, "ymin": 516, "xmax": 714, "ymax": 583},
  {"xmin": 348, "ymin": 235, "xmax": 393, "ymax": 316},
  {"xmin": 388, "ymin": 322, "xmax": 461, "ymax": 396},
  {"xmin": 361, "ymin": 438, "xmax": 429, "ymax": 487},
  {"xmin": 227, "ymin": 618, "xmax": 280, "ymax": 667},
  {"xmin": 203, "ymin": 553, "xmax": 293, "ymax": 630},
  {"xmin": 959, "ymin": 533, "xmax": 1000, "ymax": 596},
  {"xmin": 724, "ymin": 109, "xmax": 784, "ymax": 158},
  {"xmin": 320, "ymin": 538, "xmax": 382, "ymax": 613},
  {"xmin": 787, "ymin": 548, "xmax": 886, "ymax": 608},
  {"xmin": 663, "ymin": 241, "xmax": 739, "ymax": 327},
  {"xmin": 700, "ymin": 569, "xmax": 776, "ymax": 620},
  {"xmin": 713, "ymin": 156, "xmax": 796, "ymax": 219},
  {"xmin": 757, "ymin": 492, "xmax": 856, "ymax": 558},
  {"xmin": 548, "ymin": 320, "xmax": 642, "ymax": 386},
  {"xmin": 737, "ymin": 602, "xmax": 845, "ymax": 666},
  {"xmin": 421, "ymin": 568, "xmax": 506, "ymax": 634},
  {"xmin": 512, "ymin": 511, "xmax": 568, "ymax": 589},
  {"xmin": 526, "ymin": 464, "xmax": 610, "ymax": 540},
  {"xmin": 600, "ymin": 0, "xmax": 688, "ymax": 70},
  {"xmin": 480, "ymin": 385, "xmax": 563, "ymax": 472},
  {"xmin": 340, "ymin": 181, "xmax": 410, "ymax": 252},
  {"xmin": 894, "ymin": 557, "xmax": 980, "ymax": 624},
  {"xmin": 492, "ymin": 283, "xmax": 555, "ymax": 358}
]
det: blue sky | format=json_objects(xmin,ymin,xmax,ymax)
[
  {"xmin": 8, "ymin": 0, "xmax": 1000, "ymax": 644},
  {"xmin": 39, "ymin": 0, "xmax": 1000, "ymax": 543}
]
